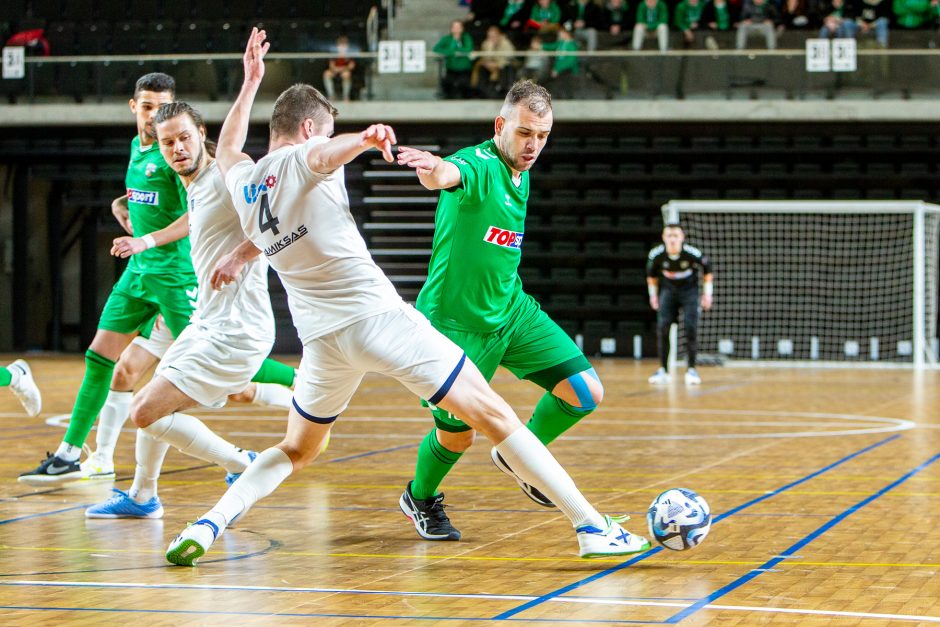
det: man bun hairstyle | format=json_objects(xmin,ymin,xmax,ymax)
[
  {"xmin": 134, "ymin": 72, "xmax": 175, "ymax": 99},
  {"xmin": 270, "ymin": 83, "xmax": 339, "ymax": 139},
  {"xmin": 500, "ymin": 79, "xmax": 552, "ymax": 118}
]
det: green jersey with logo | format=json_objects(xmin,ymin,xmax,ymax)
[
  {"xmin": 124, "ymin": 135, "xmax": 192, "ymax": 275},
  {"xmin": 416, "ymin": 139, "xmax": 530, "ymax": 333}
]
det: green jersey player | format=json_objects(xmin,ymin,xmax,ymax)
[{"xmin": 396, "ymin": 80, "xmax": 604, "ymax": 541}]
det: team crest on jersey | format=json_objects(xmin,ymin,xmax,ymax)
[
  {"xmin": 243, "ymin": 176, "xmax": 277, "ymax": 204},
  {"xmin": 127, "ymin": 188, "xmax": 159, "ymax": 205},
  {"xmin": 484, "ymin": 226, "xmax": 523, "ymax": 250},
  {"xmin": 145, "ymin": 163, "xmax": 158, "ymax": 178}
]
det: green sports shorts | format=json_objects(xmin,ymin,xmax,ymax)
[
  {"xmin": 97, "ymin": 268, "xmax": 198, "ymax": 340},
  {"xmin": 426, "ymin": 292, "xmax": 591, "ymax": 432}
]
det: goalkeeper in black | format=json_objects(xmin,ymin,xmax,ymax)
[{"xmin": 645, "ymin": 224, "xmax": 714, "ymax": 385}]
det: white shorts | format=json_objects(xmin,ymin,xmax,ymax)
[
  {"xmin": 156, "ymin": 321, "xmax": 274, "ymax": 408},
  {"xmin": 131, "ymin": 315, "xmax": 175, "ymax": 359},
  {"xmin": 292, "ymin": 303, "xmax": 466, "ymax": 421}
]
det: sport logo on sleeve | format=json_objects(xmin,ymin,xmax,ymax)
[
  {"xmin": 484, "ymin": 226, "xmax": 524, "ymax": 250},
  {"xmin": 127, "ymin": 188, "xmax": 159, "ymax": 205}
]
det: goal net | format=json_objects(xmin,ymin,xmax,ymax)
[{"xmin": 661, "ymin": 201, "xmax": 940, "ymax": 368}]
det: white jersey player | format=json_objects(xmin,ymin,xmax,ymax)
[
  {"xmin": 85, "ymin": 101, "xmax": 276, "ymax": 519},
  {"xmin": 165, "ymin": 28, "xmax": 649, "ymax": 566}
]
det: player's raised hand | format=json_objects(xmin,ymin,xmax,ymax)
[
  {"xmin": 360, "ymin": 124, "xmax": 397, "ymax": 162},
  {"xmin": 243, "ymin": 27, "xmax": 270, "ymax": 85},
  {"xmin": 397, "ymin": 146, "xmax": 440, "ymax": 176},
  {"xmin": 700, "ymin": 293, "xmax": 712, "ymax": 311},
  {"xmin": 111, "ymin": 235, "xmax": 148, "ymax": 258},
  {"xmin": 649, "ymin": 295, "xmax": 659, "ymax": 311}
]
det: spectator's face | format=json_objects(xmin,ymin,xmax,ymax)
[
  {"xmin": 156, "ymin": 113, "xmax": 206, "ymax": 178},
  {"xmin": 539, "ymin": 0, "xmax": 551, "ymax": 7},
  {"xmin": 487, "ymin": 27, "xmax": 501, "ymax": 41},
  {"xmin": 130, "ymin": 89, "xmax": 175, "ymax": 140},
  {"xmin": 610, "ymin": 0, "xmax": 624, "ymax": 6},
  {"xmin": 337, "ymin": 37, "xmax": 349, "ymax": 53},
  {"xmin": 663, "ymin": 227, "xmax": 685, "ymax": 254},
  {"xmin": 495, "ymin": 104, "xmax": 553, "ymax": 173},
  {"xmin": 451, "ymin": 21, "xmax": 464, "ymax": 37},
  {"xmin": 646, "ymin": 0, "xmax": 657, "ymax": 8}
]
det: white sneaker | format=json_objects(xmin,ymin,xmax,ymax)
[
  {"xmin": 685, "ymin": 368, "xmax": 702, "ymax": 385},
  {"xmin": 166, "ymin": 519, "xmax": 220, "ymax": 566},
  {"xmin": 648, "ymin": 368, "xmax": 671, "ymax": 385},
  {"xmin": 80, "ymin": 450, "xmax": 116, "ymax": 480},
  {"xmin": 577, "ymin": 514, "xmax": 652, "ymax": 558},
  {"xmin": 7, "ymin": 359, "xmax": 41, "ymax": 417}
]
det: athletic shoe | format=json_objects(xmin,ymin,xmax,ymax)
[
  {"xmin": 18, "ymin": 452, "xmax": 81, "ymax": 485},
  {"xmin": 685, "ymin": 368, "xmax": 702, "ymax": 386},
  {"xmin": 398, "ymin": 481, "xmax": 461, "ymax": 541},
  {"xmin": 85, "ymin": 488, "xmax": 164, "ymax": 519},
  {"xmin": 648, "ymin": 368, "xmax": 671, "ymax": 385},
  {"xmin": 224, "ymin": 450, "xmax": 257, "ymax": 486},
  {"xmin": 80, "ymin": 450, "xmax": 116, "ymax": 481},
  {"xmin": 490, "ymin": 447, "xmax": 555, "ymax": 508},
  {"xmin": 577, "ymin": 514, "xmax": 652, "ymax": 558},
  {"xmin": 7, "ymin": 359, "xmax": 41, "ymax": 417},
  {"xmin": 166, "ymin": 518, "xmax": 220, "ymax": 566}
]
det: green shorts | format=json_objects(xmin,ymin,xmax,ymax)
[
  {"xmin": 97, "ymin": 269, "xmax": 197, "ymax": 340},
  {"xmin": 427, "ymin": 292, "xmax": 591, "ymax": 432}
]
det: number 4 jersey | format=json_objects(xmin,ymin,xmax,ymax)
[{"xmin": 225, "ymin": 136, "xmax": 402, "ymax": 344}]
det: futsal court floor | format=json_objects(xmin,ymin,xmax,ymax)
[{"xmin": 1, "ymin": 354, "xmax": 938, "ymax": 625}]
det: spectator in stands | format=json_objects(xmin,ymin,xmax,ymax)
[
  {"xmin": 501, "ymin": 0, "xmax": 529, "ymax": 30},
  {"xmin": 434, "ymin": 20, "xmax": 475, "ymax": 99},
  {"xmin": 565, "ymin": 0, "xmax": 604, "ymax": 50},
  {"xmin": 604, "ymin": 0, "xmax": 633, "ymax": 36},
  {"xmin": 857, "ymin": 0, "xmax": 891, "ymax": 45},
  {"xmin": 322, "ymin": 35, "xmax": 357, "ymax": 103},
  {"xmin": 633, "ymin": 0, "xmax": 671, "ymax": 51},
  {"xmin": 531, "ymin": 0, "xmax": 564, "ymax": 34},
  {"xmin": 892, "ymin": 0, "xmax": 937, "ymax": 29},
  {"xmin": 544, "ymin": 25, "xmax": 581, "ymax": 79},
  {"xmin": 520, "ymin": 34, "xmax": 549, "ymax": 80},
  {"xmin": 819, "ymin": 0, "xmax": 859, "ymax": 38},
  {"xmin": 778, "ymin": 0, "xmax": 812, "ymax": 33},
  {"xmin": 736, "ymin": 0, "xmax": 779, "ymax": 49},
  {"xmin": 702, "ymin": 0, "xmax": 734, "ymax": 47},
  {"xmin": 674, "ymin": 0, "xmax": 708, "ymax": 47},
  {"xmin": 471, "ymin": 25, "xmax": 517, "ymax": 97}
]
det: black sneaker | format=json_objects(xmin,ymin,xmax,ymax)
[
  {"xmin": 491, "ymin": 448, "xmax": 556, "ymax": 508},
  {"xmin": 18, "ymin": 452, "xmax": 82, "ymax": 486},
  {"xmin": 398, "ymin": 481, "xmax": 461, "ymax": 541}
]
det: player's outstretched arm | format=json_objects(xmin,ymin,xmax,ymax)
[
  {"xmin": 397, "ymin": 146, "xmax": 462, "ymax": 190},
  {"xmin": 110, "ymin": 213, "xmax": 190, "ymax": 258},
  {"xmin": 210, "ymin": 238, "xmax": 262, "ymax": 290},
  {"xmin": 217, "ymin": 27, "xmax": 270, "ymax": 177},
  {"xmin": 307, "ymin": 124, "xmax": 398, "ymax": 175}
]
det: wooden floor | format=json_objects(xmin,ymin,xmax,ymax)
[{"xmin": 1, "ymin": 354, "xmax": 939, "ymax": 625}]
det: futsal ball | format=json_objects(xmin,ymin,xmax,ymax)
[{"xmin": 646, "ymin": 488, "xmax": 711, "ymax": 551}]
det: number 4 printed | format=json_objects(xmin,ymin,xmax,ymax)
[{"xmin": 258, "ymin": 193, "xmax": 280, "ymax": 236}]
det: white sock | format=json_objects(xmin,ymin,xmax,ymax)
[
  {"xmin": 128, "ymin": 428, "xmax": 170, "ymax": 503},
  {"xmin": 494, "ymin": 427, "xmax": 604, "ymax": 529},
  {"xmin": 252, "ymin": 383, "xmax": 293, "ymax": 409},
  {"xmin": 95, "ymin": 390, "xmax": 133, "ymax": 459},
  {"xmin": 7, "ymin": 366, "xmax": 21, "ymax": 386},
  {"xmin": 204, "ymin": 447, "xmax": 293, "ymax": 533},
  {"xmin": 54, "ymin": 441, "xmax": 80, "ymax": 462},
  {"xmin": 142, "ymin": 412, "xmax": 251, "ymax": 474}
]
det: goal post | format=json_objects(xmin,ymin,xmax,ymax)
[{"xmin": 661, "ymin": 201, "xmax": 940, "ymax": 369}]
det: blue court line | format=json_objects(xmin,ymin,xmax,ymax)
[
  {"xmin": 325, "ymin": 442, "xmax": 419, "ymax": 463},
  {"xmin": 664, "ymin": 450, "xmax": 940, "ymax": 624},
  {"xmin": 0, "ymin": 504, "xmax": 87, "ymax": 526},
  {"xmin": 493, "ymin": 433, "xmax": 901, "ymax": 620},
  {"xmin": 0, "ymin": 606, "xmax": 658, "ymax": 623}
]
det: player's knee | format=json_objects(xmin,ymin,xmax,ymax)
[
  {"xmin": 438, "ymin": 427, "xmax": 475, "ymax": 452},
  {"xmin": 129, "ymin": 397, "xmax": 157, "ymax": 429},
  {"xmin": 228, "ymin": 384, "xmax": 256, "ymax": 404},
  {"xmin": 111, "ymin": 360, "xmax": 140, "ymax": 390},
  {"xmin": 278, "ymin": 442, "xmax": 320, "ymax": 469}
]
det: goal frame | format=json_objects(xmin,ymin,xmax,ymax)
[{"xmin": 661, "ymin": 200, "xmax": 940, "ymax": 369}]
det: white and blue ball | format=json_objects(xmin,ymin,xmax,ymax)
[{"xmin": 646, "ymin": 488, "xmax": 711, "ymax": 551}]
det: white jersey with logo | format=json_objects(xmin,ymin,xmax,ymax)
[
  {"xmin": 225, "ymin": 136, "xmax": 402, "ymax": 345},
  {"xmin": 188, "ymin": 160, "xmax": 274, "ymax": 339}
]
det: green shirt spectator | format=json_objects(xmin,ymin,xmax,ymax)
[
  {"xmin": 543, "ymin": 30, "xmax": 580, "ymax": 75},
  {"xmin": 433, "ymin": 23, "xmax": 474, "ymax": 72},
  {"xmin": 637, "ymin": 0, "xmax": 670, "ymax": 28},
  {"xmin": 500, "ymin": 0, "xmax": 526, "ymax": 27},
  {"xmin": 675, "ymin": 0, "xmax": 707, "ymax": 31},
  {"xmin": 893, "ymin": 0, "xmax": 935, "ymax": 27},
  {"xmin": 531, "ymin": 0, "xmax": 564, "ymax": 27}
]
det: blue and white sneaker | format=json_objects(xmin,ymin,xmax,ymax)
[
  {"xmin": 224, "ymin": 450, "xmax": 257, "ymax": 486},
  {"xmin": 577, "ymin": 514, "xmax": 651, "ymax": 558},
  {"xmin": 85, "ymin": 488, "xmax": 164, "ymax": 519},
  {"xmin": 166, "ymin": 518, "xmax": 220, "ymax": 566}
]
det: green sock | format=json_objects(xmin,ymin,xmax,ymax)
[
  {"xmin": 411, "ymin": 429, "xmax": 464, "ymax": 500},
  {"xmin": 63, "ymin": 349, "xmax": 116, "ymax": 448},
  {"xmin": 526, "ymin": 392, "xmax": 593, "ymax": 446},
  {"xmin": 251, "ymin": 358, "xmax": 296, "ymax": 387},
  {"xmin": 0, "ymin": 367, "xmax": 10, "ymax": 387}
]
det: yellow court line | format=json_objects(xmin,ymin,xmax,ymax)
[{"xmin": 2, "ymin": 545, "xmax": 938, "ymax": 569}]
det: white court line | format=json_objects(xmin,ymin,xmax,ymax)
[{"xmin": 3, "ymin": 581, "xmax": 938, "ymax": 623}]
